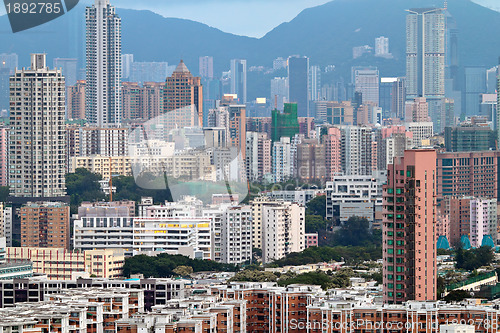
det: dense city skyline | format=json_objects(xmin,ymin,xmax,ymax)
[{"xmin": 0, "ymin": 0, "xmax": 500, "ymax": 331}]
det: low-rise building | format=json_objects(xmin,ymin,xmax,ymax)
[{"xmin": 5, "ymin": 247, "xmax": 125, "ymax": 280}]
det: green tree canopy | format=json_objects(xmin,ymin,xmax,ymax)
[
  {"xmin": 455, "ymin": 246, "xmax": 494, "ymax": 271},
  {"xmin": 123, "ymin": 253, "xmax": 237, "ymax": 278},
  {"xmin": 333, "ymin": 216, "xmax": 381, "ymax": 247},
  {"xmin": 306, "ymin": 195, "xmax": 326, "ymax": 218},
  {"xmin": 66, "ymin": 169, "xmax": 106, "ymax": 213},
  {"xmin": 229, "ymin": 269, "xmax": 278, "ymax": 283}
]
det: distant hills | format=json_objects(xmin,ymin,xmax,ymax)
[{"xmin": 1, "ymin": 0, "xmax": 499, "ymax": 82}]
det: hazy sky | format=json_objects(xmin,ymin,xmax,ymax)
[
  {"xmin": 87, "ymin": 0, "xmax": 498, "ymax": 37},
  {"xmin": 2, "ymin": 0, "xmax": 497, "ymax": 37},
  {"xmin": 80, "ymin": 0, "xmax": 338, "ymax": 37}
]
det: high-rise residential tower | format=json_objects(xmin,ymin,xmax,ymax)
[
  {"xmin": 309, "ymin": 65, "xmax": 321, "ymax": 102},
  {"xmin": 288, "ymin": 56, "xmax": 309, "ymax": 117},
  {"xmin": 230, "ymin": 59, "xmax": 247, "ymax": 104},
  {"xmin": 383, "ymin": 149, "xmax": 437, "ymax": 304},
  {"xmin": 392, "ymin": 77, "xmax": 407, "ymax": 120},
  {"xmin": 352, "ymin": 66, "xmax": 380, "ymax": 105},
  {"xmin": 9, "ymin": 54, "xmax": 66, "ymax": 198},
  {"xmin": 164, "ymin": 60, "xmax": 203, "ymax": 130},
  {"xmin": 86, "ymin": 0, "xmax": 122, "ymax": 127},
  {"xmin": 199, "ymin": 56, "xmax": 214, "ymax": 79},
  {"xmin": 67, "ymin": 80, "xmax": 86, "ymax": 120},
  {"xmin": 406, "ymin": 8, "xmax": 445, "ymax": 131}
]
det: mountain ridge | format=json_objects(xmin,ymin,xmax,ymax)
[{"xmin": 0, "ymin": 0, "xmax": 498, "ymax": 83}]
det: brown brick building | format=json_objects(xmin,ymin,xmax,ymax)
[
  {"xmin": 20, "ymin": 202, "xmax": 70, "ymax": 249},
  {"xmin": 437, "ymin": 151, "xmax": 500, "ymax": 200}
]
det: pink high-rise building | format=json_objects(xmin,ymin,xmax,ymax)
[
  {"xmin": 381, "ymin": 125, "xmax": 407, "ymax": 139},
  {"xmin": 405, "ymin": 97, "xmax": 429, "ymax": 122},
  {"xmin": 324, "ymin": 127, "xmax": 342, "ymax": 181},
  {"xmin": 383, "ymin": 149, "xmax": 437, "ymax": 304}
]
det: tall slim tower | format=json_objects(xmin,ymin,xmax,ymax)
[
  {"xmin": 288, "ymin": 56, "xmax": 310, "ymax": 117},
  {"xmin": 406, "ymin": 8, "xmax": 445, "ymax": 130},
  {"xmin": 9, "ymin": 54, "xmax": 66, "ymax": 198},
  {"xmin": 230, "ymin": 59, "xmax": 247, "ymax": 104},
  {"xmin": 86, "ymin": 0, "xmax": 122, "ymax": 127},
  {"xmin": 383, "ymin": 149, "xmax": 437, "ymax": 304},
  {"xmin": 199, "ymin": 56, "xmax": 214, "ymax": 80}
]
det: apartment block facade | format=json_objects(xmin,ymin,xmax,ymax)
[{"xmin": 383, "ymin": 149, "xmax": 437, "ymax": 304}]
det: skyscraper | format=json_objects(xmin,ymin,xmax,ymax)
[
  {"xmin": 0, "ymin": 53, "xmax": 17, "ymax": 113},
  {"xmin": 130, "ymin": 61, "xmax": 173, "ymax": 83},
  {"xmin": 405, "ymin": 97, "xmax": 429, "ymax": 123},
  {"xmin": 288, "ymin": 56, "xmax": 309, "ymax": 117},
  {"xmin": 383, "ymin": 149, "xmax": 437, "ymax": 304},
  {"xmin": 309, "ymin": 65, "xmax": 321, "ymax": 102},
  {"xmin": 463, "ymin": 66, "xmax": 487, "ymax": 117},
  {"xmin": 199, "ymin": 56, "xmax": 214, "ymax": 79},
  {"xmin": 375, "ymin": 36, "xmax": 390, "ymax": 56},
  {"xmin": 270, "ymin": 77, "xmax": 288, "ymax": 111},
  {"xmin": 352, "ymin": 66, "xmax": 379, "ymax": 105},
  {"xmin": 121, "ymin": 54, "xmax": 134, "ymax": 80},
  {"xmin": 9, "ymin": 54, "xmax": 66, "ymax": 198},
  {"xmin": 380, "ymin": 77, "xmax": 396, "ymax": 118},
  {"xmin": 406, "ymin": 8, "xmax": 445, "ymax": 130},
  {"xmin": 86, "ymin": 0, "xmax": 122, "ymax": 127},
  {"xmin": 67, "ymin": 80, "xmax": 86, "ymax": 120},
  {"xmin": 53, "ymin": 58, "xmax": 77, "ymax": 87},
  {"xmin": 164, "ymin": 60, "xmax": 203, "ymax": 130},
  {"xmin": 230, "ymin": 59, "xmax": 247, "ymax": 104},
  {"xmin": 392, "ymin": 77, "xmax": 407, "ymax": 120}
]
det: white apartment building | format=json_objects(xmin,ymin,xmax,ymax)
[
  {"xmin": 272, "ymin": 137, "xmax": 292, "ymax": 183},
  {"xmin": 73, "ymin": 206, "xmax": 134, "ymax": 256},
  {"xmin": 386, "ymin": 133, "xmax": 412, "ymax": 167},
  {"xmin": 406, "ymin": 122, "xmax": 434, "ymax": 148},
  {"xmin": 220, "ymin": 206, "xmax": 252, "ymax": 264},
  {"xmin": 245, "ymin": 132, "xmax": 271, "ymax": 182},
  {"xmin": 86, "ymin": 0, "xmax": 122, "ymax": 127},
  {"xmin": 269, "ymin": 189, "xmax": 322, "ymax": 206},
  {"xmin": 342, "ymin": 126, "xmax": 376, "ymax": 176},
  {"xmin": 79, "ymin": 127, "xmax": 129, "ymax": 156},
  {"xmin": 470, "ymin": 198, "xmax": 497, "ymax": 248},
  {"xmin": 3, "ymin": 206, "xmax": 12, "ymax": 247},
  {"xmin": 9, "ymin": 54, "xmax": 66, "ymax": 198},
  {"xmin": 132, "ymin": 217, "xmax": 211, "ymax": 260},
  {"xmin": 326, "ymin": 174, "xmax": 385, "ymax": 221},
  {"xmin": 262, "ymin": 203, "xmax": 305, "ymax": 264}
]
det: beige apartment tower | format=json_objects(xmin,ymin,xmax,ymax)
[{"xmin": 9, "ymin": 54, "xmax": 66, "ymax": 198}]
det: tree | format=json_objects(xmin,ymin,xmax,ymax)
[
  {"xmin": 306, "ymin": 195, "xmax": 326, "ymax": 218},
  {"xmin": 229, "ymin": 269, "xmax": 278, "ymax": 282},
  {"xmin": 123, "ymin": 253, "xmax": 237, "ymax": 278},
  {"xmin": 305, "ymin": 215, "xmax": 327, "ymax": 233},
  {"xmin": 277, "ymin": 269, "xmax": 352, "ymax": 290},
  {"xmin": 0, "ymin": 186, "xmax": 9, "ymax": 202},
  {"xmin": 66, "ymin": 169, "xmax": 106, "ymax": 213},
  {"xmin": 268, "ymin": 245, "xmax": 382, "ymax": 267},
  {"xmin": 333, "ymin": 216, "xmax": 379, "ymax": 247},
  {"xmin": 173, "ymin": 266, "xmax": 194, "ymax": 277},
  {"xmin": 455, "ymin": 246, "xmax": 494, "ymax": 271},
  {"xmin": 443, "ymin": 290, "xmax": 471, "ymax": 303}
]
